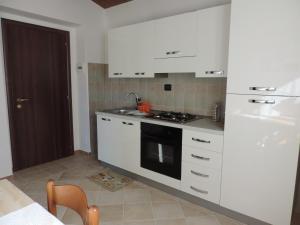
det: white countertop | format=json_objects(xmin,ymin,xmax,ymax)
[{"xmin": 96, "ymin": 111, "xmax": 224, "ymax": 135}]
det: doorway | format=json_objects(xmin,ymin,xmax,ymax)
[{"xmin": 2, "ymin": 19, "xmax": 74, "ymax": 171}]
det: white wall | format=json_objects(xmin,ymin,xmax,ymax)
[{"xmin": 0, "ymin": 0, "xmax": 107, "ymax": 177}]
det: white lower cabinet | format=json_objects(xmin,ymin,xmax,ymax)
[
  {"xmin": 181, "ymin": 162, "xmax": 221, "ymax": 204},
  {"xmin": 97, "ymin": 115, "xmax": 140, "ymax": 174},
  {"xmin": 181, "ymin": 129, "xmax": 223, "ymax": 204}
]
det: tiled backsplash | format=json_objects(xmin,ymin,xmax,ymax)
[{"xmin": 88, "ymin": 63, "xmax": 227, "ymax": 154}]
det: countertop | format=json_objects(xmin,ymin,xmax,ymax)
[{"xmin": 96, "ymin": 110, "xmax": 224, "ymax": 135}]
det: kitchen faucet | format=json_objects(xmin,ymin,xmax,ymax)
[{"xmin": 126, "ymin": 92, "xmax": 141, "ymax": 109}]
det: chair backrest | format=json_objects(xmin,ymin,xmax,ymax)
[{"xmin": 46, "ymin": 180, "xmax": 99, "ymax": 225}]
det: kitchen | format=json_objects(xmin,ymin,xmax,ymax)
[{"xmin": 0, "ymin": 1, "xmax": 299, "ymax": 225}]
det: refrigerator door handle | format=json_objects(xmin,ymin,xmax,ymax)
[{"xmin": 248, "ymin": 99, "xmax": 275, "ymax": 104}]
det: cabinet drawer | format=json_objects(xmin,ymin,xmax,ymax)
[
  {"xmin": 182, "ymin": 146, "xmax": 222, "ymax": 169},
  {"xmin": 181, "ymin": 162, "xmax": 221, "ymax": 204},
  {"xmin": 183, "ymin": 130, "xmax": 223, "ymax": 152}
]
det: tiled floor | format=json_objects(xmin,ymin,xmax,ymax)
[{"xmin": 7, "ymin": 152, "xmax": 246, "ymax": 225}]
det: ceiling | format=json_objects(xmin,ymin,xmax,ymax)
[{"xmin": 92, "ymin": 0, "xmax": 133, "ymax": 9}]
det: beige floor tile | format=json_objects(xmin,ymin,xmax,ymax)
[
  {"xmin": 124, "ymin": 220, "xmax": 155, "ymax": 225},
  {"xmin": 185, "ymin": 215, "xmax": 222, "ymax": 225},
  {"xmin": 78, "ymin": 178, "xmax": 102, "ymax": 191},
  {"xmin": 152, "ymin": 202, "xmax": 184, "ymax": 220},
  {"xmin": 99, "ymin": 205, "xmax": 123, "ymax": 222},
  {"xmin": 156, "ymin": 218, "xmax": 186, "ymax": 225},
  {"xmin": 123, "ymin": 203, "xmax": 153, "ymax": 221},
  {"xmin": 215, "ymin": 214, "xmax": 245, "ymax": 225},
  {"xmin": 61, "ymin": 208, "xmax": 83, "ymax": 225},
  {"xmin": 179, "ymin": 200, "xmax": 212, "ymax": 217},
  {"xmin": 124, "ymin": 189, "xmax": 151, "ymax": 204},
  {"xmin": 150, "ymin": 189, "xmax": 178, "ymax": 203},
  {"xmin": 97, "ymin": 190, "xmax": 124, "ymax": 205}
]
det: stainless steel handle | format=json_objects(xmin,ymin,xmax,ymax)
[
  {"xmin": 141, "ymin": 72, "xmax": 145, "ymax": 75},
  {"xmin": 249, "ymin": 87, "xmax": 277, "ymax": 91},
  {"xmin": 101, "ymin": 118, "xmax": 111, "ymax": 122},
  {"xmin": 190, "ymin": 186, "xmax": 208, "ymax": 194},
  {"xmin": 135, "ymin": 73, "xmax": 145, "ymax": 75},
  {"xmin": 191, "ymin": 170, "xmax": 209, "ymax": 178},
  {"xmin": 191, "ymin": 154, "xmax": 210, "ymax": 161},
  {"xmin": 113, "ymin": 73, "xmax": 123, "ymax": 75},
  {"xmin": 205, "ymin": 70, "xmax": 224, "ymax": 75},
  {"xmin": 122, "ymin": 122, "xmax": 134, "ymax": 126},
  {"xmin": 135, "ymin": 73, "xmax": 140, "ymax": 75},
  {"xmin": 166, "ymin": 51, "xmax": 171, "ymax": 55},
  {"xmin": 16, "ymin": 98, "xmax": 31, "ymax": 103},
  {"xmin": 192, "ymin": 138, "xmax": 211, "ymax": 144},
  {"xmin": 171, "ymin": 51, "xmax": 180, "ymax": 54},
  {"xmin": 248, "ymin": 99, "xmax": 275, "ymax": 104}
]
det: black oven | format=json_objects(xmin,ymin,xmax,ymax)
[{"xmin": 141, "ymin": 122, "xmax": 182, "ymax": 180}]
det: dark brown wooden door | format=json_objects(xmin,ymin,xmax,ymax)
[{"xmin": 2, "ymin": 19, "xmax": 74, "ymax": 171}]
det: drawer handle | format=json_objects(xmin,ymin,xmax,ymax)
[
  {"xmin": 135, "ymin": 73, "xmax": 140, "ymax": 75},
  {"xmin": 122, "ymin": 122, "xmax": 134, "ymax": 126},
  {"xmin": 192, "ymin": 138, "xmax": 211, "ymax": 144},
  {"xmin": 113, "ymin": 72, "xmax": 122, "ymax": 75},
  {"xmin": 248, "ymin": 99, "xmax": 275, "ymax": 104},
  {"xmin": 191, "ymin": 170, "xmax": 209, "ymax": 178},
  {"xmin": 190, "ymin": 186, "xmax": 208, "ymax": 195},
  {"xmin": 171, "ymin": 50, "xmax": 180, "ymax": 54},
  {"xmin": 102, "ymin": 118, "xmax": 111, "ymax": 122},
  {"xmin": 205, "ymin": 70, "xmax": 224, "ymax": 76},
  {"xmin": 191, "ymin": 154, "xmax": 210, "ymax": 161},
  {"xmin": 249, "ymin": 87, "xmax": 277, "ymax": 92}
]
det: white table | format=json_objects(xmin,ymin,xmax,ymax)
[{"xmin": 0, "ymin": 179, "xmax": 64, "ymax": 225}]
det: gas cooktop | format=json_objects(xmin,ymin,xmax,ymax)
[{"xmin": 146, "ymin": 111, "xmax": 201, "ymax": 124}]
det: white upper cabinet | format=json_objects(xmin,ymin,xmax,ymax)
[
  {"xmin": 227, "ymin": 0, "xmax": 300, "ymax": 96},
  {"xmin": 153, "ymin": 12, "xmax": 197, "ymax": 59},
  {"xmin": 129, "ymin": 22, "xmax": 154, "ymax": 78},
  {"xmin": 196, "ymin": 5, "xmax": 230, "ymax": 78},
  {"xmin": 108, "ymin": 27, "xmax": 132, "ymax": 78}
]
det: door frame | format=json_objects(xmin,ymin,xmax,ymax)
[{"xmin": 0, "ymin": 13, "xmax": 78, "ymax": 172}]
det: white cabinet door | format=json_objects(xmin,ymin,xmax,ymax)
[
  {"xmin": 227, "ymin": 0, "xmax": 300, "ymax": 96},
  {"xmin": 108, "ymin": 27, "xmax": 131, "ymax": 78},
  {"xmin": 221, "ymin": 94, "xmax": 300, "ymax": 225},
  {"xmin": 196, "ymin": 4, "xmax": 230, "ymax": 78},
  {"xmin": 97, "ymin": 116, "xmax": 122, "ymax": 167},
  {"xmin": 118, "ymin": 119, "xmax": 140, "ymax": 173},
  {"xmin": 129, "ymin": 22, "xmax": 154, "ymax": 78},
  {"xmin": 154, "ymin": 12, "xmax": 197, "ymax": 59}
]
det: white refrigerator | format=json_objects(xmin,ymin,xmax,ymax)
[{"xmin": 221, "ymin": 1, "xmax": 300, "ymax": 225}]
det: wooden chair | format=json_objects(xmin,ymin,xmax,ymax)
[{"xmin": 46, "ymin": 180, "xmax": 99, "ymax": 225}]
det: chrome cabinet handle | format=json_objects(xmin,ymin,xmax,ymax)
[
  {"xmin": 191, "ymin": 170, "xmax": 209, "ymax": 178},
  {"xmin": 16, "ymin": 98, "xmax": 31, "ymax": 103},
  {"xmin": 122, "ymin": 122, "xmax": 134, "ymax": 126},
  {"xmin": 192, "ymin": 138, "xmax": 211, "ymax": 144},
  {"xmin": 249, "ymin": 87, "xmax": 277, "ymax": 91},
  {"xmin": 191, "ymin": 154, "xmax": 210, "ymax": 161},
  {"xmin": 135, "ymin": 72, "xmax": 146, "ymax": 75},
  {"xmin": 166, "ymin": 51, "xmax": 171, "ymax": 55},
  {"xmin": 205, "ymin": 70, "xmax": 224, "ymax": 75},
  {"xmin": 171, "ymin": 50, "xmax": 180, "ymax": 54},
  {"xmin": 248, "ymin": 99, "xmax": 275, "ymax": 104},
  {"xmin": 102, "ymin": 118, "xmax": 111, "ymax": 122},
  {"xmin": 113, "ymin": 73, "xmax": 123, "ymax": 75},
  {"xmin": 190, "ymin": 186, "xmax": 208, "ymax": 195}
]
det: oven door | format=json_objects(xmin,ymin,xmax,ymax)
[{"xmin": 141, "ymin": 123, "xmax": 182, "ymax": 180}]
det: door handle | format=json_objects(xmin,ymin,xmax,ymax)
[
  {"xmin": 248, "ymin": 99, "xmax": 275, "ymax": 104},
  {"xmin": 205, "ymin": 70, "xmax": 224, "ymax": 76},
  {"xmin": 16, "ymin": 98, "xmax": 31, "ymax": 103},
  {"xmin": 122, "ymin": 122, "xmax": 134, "ymax": 126},
  {"xmin": 101, "ymin": 118, "xmax": 111, "ymax": 122},
  {"xmin": 191, "ymin": 154, "xmax": 210, "ymax": 161},
  {"xmin": 191, "ymin": 170, "xmax": 209, "ymax": 178},
  {"xmin": 190, "ymin": 186, "xmax": 208, "ymax": 195},
  {"xmin": 249, "ymin": 87, "xmax": 277, "ymax": 91},
  {"xmin": 192, "ymin": 137, "xmax": 211, "ymax": 144}
]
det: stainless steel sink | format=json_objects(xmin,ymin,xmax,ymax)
[{"xmin": 109, "ymin": 108, "xmax": 152, "ymax": 117}]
